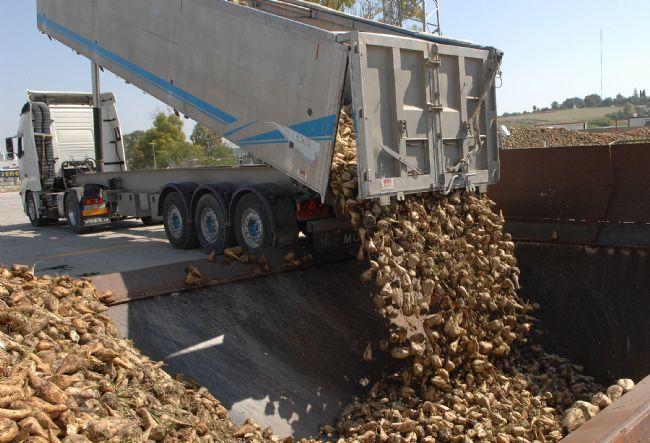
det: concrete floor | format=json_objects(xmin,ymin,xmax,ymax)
[{"xmin": 0, "ymin": 191, "xmax": 205, "ymax": 276}]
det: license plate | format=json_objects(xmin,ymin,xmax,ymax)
[
  {"xmin": 313, "ymin": 228, "xmax": 358, "ymax": 251},
  {"xmin": 84, "ymin": 216, "xmax": 111, "ymax": 225}
]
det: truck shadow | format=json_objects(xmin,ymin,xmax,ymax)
[{"xmin": 120, "ymin": 260, "xmax": 391, "ymax": 438}]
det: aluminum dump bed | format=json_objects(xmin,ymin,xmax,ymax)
[{"xmin": 36, "ymin": 0, "xmax": 501, "ymax": 200}]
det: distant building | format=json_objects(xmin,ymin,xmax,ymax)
[
  {"xmin": 536, "ymin": 122, "xmax": 587, "ymax": 131},
  {"xmin": 628, "ymin": 116, "xmax": 650, "ymax": 128}
]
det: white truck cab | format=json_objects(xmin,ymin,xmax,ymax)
[{"xmin": 6, "ymin": 91, "xmax": 126, "ymax": 228}]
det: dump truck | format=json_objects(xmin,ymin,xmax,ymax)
[{"xmin": 10, "ymin": 0, "xmax": 501, "ymax": 254}]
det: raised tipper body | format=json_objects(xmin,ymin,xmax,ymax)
[{"xmin": 36, "ymin": 0, "xmax": 502, "ymax": 200}]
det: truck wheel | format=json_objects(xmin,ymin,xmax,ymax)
[
  {"xmin": 65, "ymin": 194, "xmax": 87, "ymax": 234},
  {"xmin": 163, "ymin": 192, "xmax": 198, "ymax": 249},
  {"xmin": 195, "ymin": 194, "xmax": 233, "ymax": 254},
  {"xmin": 26, "ymin": 192, "xmax": 47, "ymax": 227},
  {"xmin": 234, "ymin": 193, "xmax": 273, "ymax": 251}
]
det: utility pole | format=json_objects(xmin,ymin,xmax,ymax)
[
  {"xmin": 432, "ymin": 0, "xmax": 441, "ymax": 34},
  {"xmin": 420, "ymin": 0, "xmax": 441, "ymax": 34},
  {"xmin": 600, "ymin": 29, "xmax": 604, "ymax": 97},
  {"xmin": 149, "ymin": 142, "xmax": 157, "ymax": 169}
]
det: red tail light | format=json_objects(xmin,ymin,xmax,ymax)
[
  {"xmin": 81, "ymin": 196, "xmax": 108, "ymax": 216},
  {"xmin": 82, "ymin": 196, "xmax": 104, "ymax": 206},
  {"xmin": 296, "ymin": 198, "xmax": 330, "ymax": 221}
]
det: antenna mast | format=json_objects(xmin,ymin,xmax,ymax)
[
  {"xmin": 600, "ymin": 29, "xmax": 604, "ymax": 97},
  {"xmin": 383, "ymin": 0, "xmax": 441, "ymax": 34},
  {"xmin": 424, "ymin": 0, "xmax": 441, "ymax": 35}
]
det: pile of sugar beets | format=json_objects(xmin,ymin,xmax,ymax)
[
  {"xmin": 500, "ymin": 126, "xmax": 650, "ymax": 149},
  {"xmin": 0, "ymin": 107, "xmax": 636, "ymax": 442},
  {"xmin": 325, "ymin": 107, "xmax": 636, "ymax": 443},
  {"xmin": 0, "ymin": 265, "xmax": 247, "ymax": 442}
]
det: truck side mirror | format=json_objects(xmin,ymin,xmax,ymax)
[
  {"xmin": 5, "ymin": 137, "xmax": 13, "ymax": 155},
  {"xmin": 17, "ymin": 137, "xmax": 24, "ymax": 158}
]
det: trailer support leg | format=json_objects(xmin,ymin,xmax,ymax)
[{"xmin": 92, "ymin": 62, "xmax": 104, "ymax": 173}]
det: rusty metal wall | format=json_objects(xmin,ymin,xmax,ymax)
[
  {"xmin": 489, "ymin": 143, "xmax": 650, "ymax": 246},
  {"xmin": 489, "ymin": 143, "xmax": 650, "ymax": 382},
  {"xmin": 515, "ymin": 242, "xmax": 649, "ymax": 384}
]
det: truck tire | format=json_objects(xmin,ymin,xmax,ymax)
[
  {"xmin": 195, "ymin": 194, "xmax": 233, "ymax": 254},
  {"xmin": 26, "ymin": 192, "xmax": 48, "ymax": 228},
  {"xmin": 234, "ymin": 193, "xmax": 273, "ymax": 251},
  {"xmin": 65, "ymin": 194, "xmax": 87, "ymax": 234},
  {"xmin": 163, "ymin": 191, "xmax": 198, "ymax": 249}
]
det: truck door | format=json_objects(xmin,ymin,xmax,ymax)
[{"xmin": 349, "ymin": 32, "xmax": 500, "ymax": 200}]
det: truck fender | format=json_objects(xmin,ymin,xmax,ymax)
[
  {"xmin": 230, "ymin": 184, "xmax": 298, "ymax": 246},
  {"xmin": 157, "ymin": 182, "xmax": 199, "ymax": 221},
  {"xmin": 24, "ymin": 191, "xmax": 43, "ymax": 215},
  {"xmin": 190, "ymin": 182, "xmax": 236, "ymax": 226},
  {"xmin": 61, "ymin": 189, "xmax": 82, "ymax": 216},
  {"xmin": 56, "ymin": 193, "xmax": 67, "ymax": 217},
  {"xmin": 63, "ymin": 189, "xmax": 81, "ymax": 204}
]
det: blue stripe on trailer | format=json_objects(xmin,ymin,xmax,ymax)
[
  {"xmin": 37, "ymin": 14, "xmax": 238, "ymax": 126},
  {"xmin": 236, "ymin": 114, "xmax": 338, "ymax": 145},
  {"xmin": 237, "ymin": 135, "xmax": 334, "ymax": 147},
  {"xmin": 224, "ymin": 120, "xmax": 258, "ymax": 137}
]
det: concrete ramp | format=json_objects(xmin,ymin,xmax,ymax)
[{"xmin": 108, "ymin": 259, "xmax": 388, "ymax": 438}]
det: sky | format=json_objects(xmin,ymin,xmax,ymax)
[{"xmin": 1, "ymin": 0, "xmax": 649, "ymax": 139}]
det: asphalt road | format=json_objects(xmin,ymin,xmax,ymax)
[{"xmin": 0, "ymin": 191, "xmax": 205, "ymax": 276}]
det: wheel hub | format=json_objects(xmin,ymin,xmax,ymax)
[
  {"xmin": 242, "ymin": 208, "xmax": 263, "ymax": 248},
  {"xmin": 200, "ymin": 207, "xmax": 219, "ymax": 243},
  {"xmin": 28, "ymin": 198, "xmax": 37, "ymax": 221},
  {"xmin": 167, "ymin": 206, "xmax": 184, "ymax": 238}
]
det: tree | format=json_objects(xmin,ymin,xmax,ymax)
[
  {"xmin": 364, "ymin": 0, "xmax": 421, "ymax": 26},
  {"xmin": 190, "ymin": 123, "xmax": 235, "ymax": 166},
  {"xmin": 623, "ymin": 102, "xmax": 636, "ymax": 117},
  {"xmin": 190, "ymin": 124, "xmax": 222, "ymax": 151},
  {"xmin": 532, "ymin": 105, "xmax": 538, "ymax": 112},
  {"xmin": 583, "ymin": 94, "xmax": 602, "ymax": 108},
  {"xmin": 561, "ymin": 97, "xmax": 584, "ymax": 109},
  {"xmin": 122, "ymin": 130, "xmax": 144, "ymax": 170},
  {"xmin": 614, "ymin": 93, "xmax": 626, "ymax": 105},
  {"xmin": 355, "ymin": 0, "xmax": 382, "ymax": 20},
  {"xmin": 601, "ymin": 97, "xmax": 614, "ymax": 107},
  {"xmin": 130, "ymin": 113, "xmax": 203, "ymax": 170},
  {"xmin": 551, "ymin": 101, "xmax": 559, "ymax": 110},
  {"xmin": 307, "ymin": 0, "xmax": 355, "ymax": 10}
]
